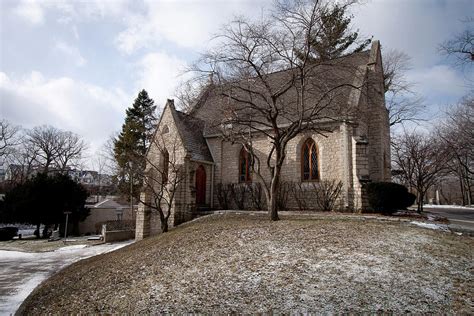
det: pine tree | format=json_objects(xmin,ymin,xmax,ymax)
[
  {"xmin": 299, "ymin": 4, "xmax": 371, "ymax": 61},
  {"xmin": 114, "ymin": 89, "xmax": 157, "ymax": 199}
]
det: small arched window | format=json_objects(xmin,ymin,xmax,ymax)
[
  {"xmin": 301, "ymin": 139, "xmax": 319, "ymax": 181},
  {"xmin": 161, "ymin": 149, "xmax": 169, "ymax": 184},
  {"xmin": 162, "ymin": 125, "xmax": 169, "ymax": 134},
  {"xmin": 239, "ymin": 147, "xmax": 252, "ymax": 182}
]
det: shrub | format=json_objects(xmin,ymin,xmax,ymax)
[
  {"xmin": 290, "ymin": 182, "xmax": 308, "ymax": 211},
  {"xmin": 0, "ymin": 227, "xmax": 18, "ymax": 241},
  {"xmin": 248, "ymin": 183, "xmax": 264, "ymax": 210},
  {"xmin": 216, "ymin": 183, "xmax": 232, "ymax": 209},
  {"xmin": 366, "ymin": 182, "xmax": 416, "ymax": 215},
  {"xmin": 313, "ymin": 180, "xmax": 343, "ymax": 212},
  {"xmin": 230, "ymin": 183, "xmax": 247, "ymax": 210},
  {"xmin": 276, "ymin": 182, "xmax": 290, "ymax": 211}
]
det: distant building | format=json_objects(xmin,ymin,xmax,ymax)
[
  {"xmin": 78, "ymin": 198, "xmax": 135, "ymax": 235},
  {"xmin": 2, "ymin": 164, "xmax": 113, "ymax": 188}
]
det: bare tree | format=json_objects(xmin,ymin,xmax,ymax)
[
  {"xmin": 25, "ymin": 126, "xmax": 63, "ymax": 172},
  {"xmin": 175, "ymin": 78, "xmax": 210, "ymax": 113},
  {"xmin": 138, "ymin": 134, "xmax": 186, "ymax": 233},
  {"xmin": 382, "ymin": 49, "xmax": 425, "ymax": 126},
  {"xmin": 6, "ymin": 141, "xmax": 39, "ymax": 183},
  {"xmin": 56, "ymin": 131, "xmax": 87, "ymax": 172},
  {"xmin": 392, "ymin": 130, "xmax": 448, "ymax": 213},
  {"xmin": 91, "ymin": 152, "xmax": 108, "ymax": 199},
  {"xmin": 191, "ymin": 0, "xmax": 371, "ymax": 220},
  {"xmin": 0, "ymin": 120, "xmax": 22, "ymax": 160},
  {"xmin": 101, "ymin": 133, "xmax": 120, "ymax": 177},
  {"xmin": 439, "ymin": 18, "xmax": 473, "ymax": 68},
  {"xmin": 24, "ymin": 125, "xmax": 87, "ymax": 173},
  {"xmin": 438, "ymin": 95, "xmax": 474, "ymax": 205}
]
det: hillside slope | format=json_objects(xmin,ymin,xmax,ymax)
[{"xmin": 18, "ymin": 214, "xmax": 473, "ymax": 314}]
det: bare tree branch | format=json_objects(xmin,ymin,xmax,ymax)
[
  {"xmin": 382, "ymin": 49, "xmax": 426, "ymax": 126},
  {"xmin": 189, "ymin": 0, "xmax": 369, "ymax": 220}
]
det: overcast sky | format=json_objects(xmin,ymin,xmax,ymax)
[{"xmin": 0, "ymin": 0, "xmax": 472, "ymax": 165}]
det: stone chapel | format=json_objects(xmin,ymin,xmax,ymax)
[{"xmin": 136, "ymin": 40, "xmax": 390, "ymax": 240}]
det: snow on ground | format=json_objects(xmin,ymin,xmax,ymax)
[
  {"xmin": 18, "ymin": 214, "xmax": 474, "ymax": 314},
  {"xmin": 424, "ymin": 204, "xmax": 474, "ymax": 210},
  {"xmin": 0, "ymin": 240, "xmax": 133, "ymax": 315},
  {"xmin": 410, "ymin": 221, "xmax": 450, "ymax": 231},
  {"xmin": 55, "ymin": 244, "xmax": 88, "ymax": 252}
]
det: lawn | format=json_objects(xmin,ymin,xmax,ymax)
[
  {"xmin": 18, "ymin": 213, "xmax": 473, "ymax": 314},
  {"xmin": 0, "ymin": 237, "xmax": 100, "ymax": 253}
]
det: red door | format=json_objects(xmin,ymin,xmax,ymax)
[{"xmin": 195, "ymin": 165, "xmax": 206, "ymax": 205}]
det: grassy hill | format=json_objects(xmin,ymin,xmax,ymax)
[{"xmin": 18, "ymin": 213, "xmax": 473, "ymax": 314}]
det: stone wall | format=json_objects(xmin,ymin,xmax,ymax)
[
  {"xmin": 103, "ymin": 229, "xmax": 135, "ymax": 243},
  {"xmin": 135, "ymin": 102, "xmax": 189, "ymax": 240},
  {"xmin": 207, "ymin": 123, "xmax": 352, "ymax": 211},
  {"xmin": 366, "ymin": 41, "xmax": 391, "ymax": 183}
]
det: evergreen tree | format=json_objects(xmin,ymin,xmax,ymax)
[
  {"xmin": 114, "ymin": 89, "xmax": 157, "ymax": 199},
  {"xmin": 299, "ymin": 4, "xmax": 371, "ymax": 61},
  {"xmin": 1, "ymin": 173, "xmax": 89, "ymax": 238}
]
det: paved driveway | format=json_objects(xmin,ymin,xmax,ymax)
[
  {"xmin": 424, "ymin": 206, "xmax": 474, "ymax": 233},
  {"xmin": 0, "ymin": 241, "xmax": 132, "ymax": 315}
]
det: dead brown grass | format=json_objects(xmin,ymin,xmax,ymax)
[
  {"xmin": 18, "ymin": 214, "xmax": 473, "ymax": 314},
  {"xmin": 0, "ymin": 238, "xmax": 99, "ymax": 253}
]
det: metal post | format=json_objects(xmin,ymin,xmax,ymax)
[
  {"xmin": 130, "ymin": 168, "xmax": 134, "ymax": 220},
  {"xmin": 63, "ymin": 211, "xmax": 71, "ymax": 244}
]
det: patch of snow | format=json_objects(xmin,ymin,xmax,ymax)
[
  {"xmin": 424, "ymin": 204, "xmax": 474, "ymax": 210},
  {"xmin": 410, "ymin": 221, "xmax": 450, "ymax": 231},
  {"xmin": 2, "ymin": 274, "xmax": 48, "ymax": 315},
  {"xmin": 0, "ymin": 240, "xmax": 134, "ymax": 314},
  {"xmin": 18, "ymin": 229, "xmax": 35, "ymax": 236},
  {"xmin": 55, "ymin": 244, "xmax": 88, "ymax": 252},
  {"xmin": 0, "ymin": 250, "xmax": 36, "ymax": 260}
]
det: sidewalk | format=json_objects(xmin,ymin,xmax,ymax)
[{"xmin": 0, "ymin": 240, "xmax": 133, "ymax": 315}]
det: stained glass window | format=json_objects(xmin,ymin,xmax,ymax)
[
  {"xmin": 239, "ymin": 147, "xmax": 252, "ymax": 182},
  {"xmin": 302, "ymin": 139, "xmax": 319, "ymax": 181}
]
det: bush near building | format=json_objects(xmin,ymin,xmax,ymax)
[{"xmin": 366, "ymin": 182, "xmax": 416, "ymax": 215}]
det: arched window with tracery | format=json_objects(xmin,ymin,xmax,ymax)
[
  {"xmin": 161, "ymin": 149, "xmax": 169, "ymax": 184},
  {"xmin": 301, "ymin": 139, "xmax": 319, "ymax": 181},
  {"xmin": 239, "ymin": 147, "xmax": 252, "ymax": 182}
]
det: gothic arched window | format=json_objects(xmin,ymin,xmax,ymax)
[
  {"xmin": 239, "ymin": 147, "xmax": 252, "ymax": 182},
  {"xmin": 301, "ymin": 139, "xmax": 319, "ymax": 181}
]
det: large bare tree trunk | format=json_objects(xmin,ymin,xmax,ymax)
[
  {"xmin": 158, "ymin": 210, "xmax": 168, "ymax": 233},
  {"xmin": 161, "ymin": 221, "xmax": 169, "ymax": 233},
  {"xmin": 417, "ymin": 191, "xmax": 425, "ymax": 213},
  {"xmin": 268, "ymin": 171, "xmax": 281, "ymax": 221}
]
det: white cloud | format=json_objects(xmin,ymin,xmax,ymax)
[
  {"xmin": 408, "ymin": 65, "xmax": 467, "ymax": 98},
  {"xmin": 14, "ymin": 0, "xmax": 44, "ymax": 24},
  {"xmin": 0, "ymin": 71, "xmax": 130, "ymax": 154},
  {"xmin": 13, "ymin": 0, "xmax": 130, "ymax": 26},
  {"xmin": 55, "ymin": 41, "xmax": 87, "ymax": 67},
  {"xmin": 134, "ymin": 51, "xmax": 188, "ymax": 107},
  {"xmin": 115, "ymin": 0, "xmax": 272, "ymax": 54}
]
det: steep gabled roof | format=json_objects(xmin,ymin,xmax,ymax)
[
  {"xmin": 189, "ymin": 42, "xmax": 382, "ymax": 136},
  {"xmin": 168, "ymin": 103, "xmax": 213, "ymax": 162}
]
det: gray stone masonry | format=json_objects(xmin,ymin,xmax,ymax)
[{"xmin": 136, "ymin": 41, "xmax": 391, "ymax": 240}]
